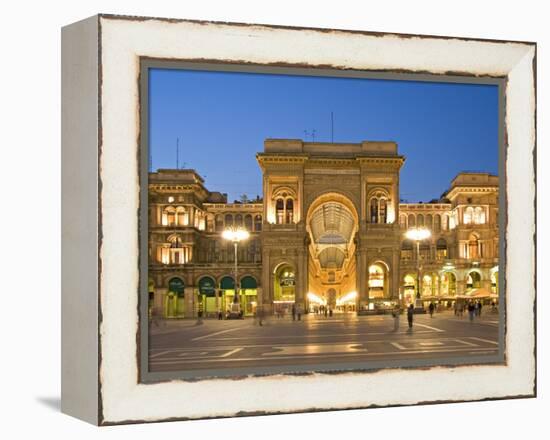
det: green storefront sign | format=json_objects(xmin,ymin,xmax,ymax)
[
  {"xmin": 168, "ymin": 278, "xmax": 185, "ymax": 296},
  {"xmin": 199, "ymin": 277, "xmax": 216, "ymax": 296}
]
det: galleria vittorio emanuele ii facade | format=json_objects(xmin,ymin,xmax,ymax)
[{"xmin": 148, "ymin": 139, "xmax": 499, "ymax": 318}]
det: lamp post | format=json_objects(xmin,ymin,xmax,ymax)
[
  {"xmin": 405, "ymin": 227, "xmax": 431, "ymax": 310},
  {"xmin": 222, "ymin": 226, "xmax": 250, "ymax": 317}
]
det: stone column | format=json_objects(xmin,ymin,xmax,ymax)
[
  {"xmin": 391, "ymin": 249, "xmax": 400, "ymax": 301},
  {"xmin": 184, "ymin": 286, "xmax": 195, "ymax": 318},
  {"xmin": 296, "ymin": 247, "xmax": 307, "ymax": 313},
  {"xmin": 357, "ymin": 248, "xmax": 368, "ymax": 311},
  {"xmin": 261, "ymin": 250, "xmax": 272, "ymax": 314}
]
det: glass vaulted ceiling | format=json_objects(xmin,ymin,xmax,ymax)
[{"xmin": 309, "ymin": 202, "xmax": 355, "ymax": 269}]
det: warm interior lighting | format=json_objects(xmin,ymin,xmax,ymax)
[
  {"xmin": 307, "ymin": 292, "xmax": 325, "ymax": 304},
  {"xmin": 222, "ymin": 227, "xmax": 250, "ymax": 242},
  {"xmin": 336, "ymin": 291, "xmax": 357, "ymax": 305},
  {"xmin": 404, "ymin": 227, "xmax": 431, "ymax": 241}
]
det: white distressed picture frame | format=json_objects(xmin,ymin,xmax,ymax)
[{"xmin": 61, "ymin": 14, "xmax": 536, "ymax": 425}]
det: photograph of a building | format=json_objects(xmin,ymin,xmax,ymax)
[
  {"xmin": 148, "ymin": 138, "xmax": 499, "ymax": 320},
  {"xmin": 144, "ymin": 67, "xmax": 502, "ymax": 375}
]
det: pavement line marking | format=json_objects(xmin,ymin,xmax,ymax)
[
  {"xmin": 469, "ymin": 337, "xmax": 499, "ymax": 345},
  {"xmin": 192, "ymin": 327, "xmax": 244, "ymax": 341},
  {"xmin": 220, "ymin": 348, "xmax": 243, "ymax": 358},
  {"xmin": 419, "ymin": 342, "xmax": 444, "ymax": 346},
  {"xmin": 414, "ymin": 323, "xmax": 445, "ymax": 332},
  {"xmin": 454, "ymin": 339, "xmax": 479, "ymax": 347},
  {"xmin": 149, "ymin": 350, "xmax": 172, "ymax": 359},
  {"xmin": 390, "ymin": 342, "xmax": 407, "ymax": 350}
]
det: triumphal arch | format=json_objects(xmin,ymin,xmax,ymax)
[{"xmin": 257, "ymin": 139, "xmax": 404, "ymax": 314}]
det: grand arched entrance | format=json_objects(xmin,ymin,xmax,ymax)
[{"xmin": 306, "ymin": 193, "xmax": 359, "ymax": 314}]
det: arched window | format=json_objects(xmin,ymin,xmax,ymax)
[
  {"xmin": 436, "ymin": 238, "xmax": 447, "ymax": 259},
  {"xmin": 176, "ymin": 207, "xmax": 187, "ymax": 226},
  {"xmin": 254, "ymin": 214, "xmax": 262, "ymax": 231},
  {"xmin": 419, "ymin": 241, "xmax": 430, "ymax": 261},
  {"xmin": 286, "ymin": 199, "xmax": 294, "ymax": 223},
  {"xmin": 442, "ymin": 213, "xmax": 449, "ymax": 230},
  {"xmin": 464, "ymin": 206, "xmax": 474, "ymax": 225},
  {"xmin": 473, "ymin": 207, "xmax": 486, "ymax": 224},
  {"xmin": 163, "ymin": 207, "xmax": 176, "ymax": 226},
  {"xmin": 408, "ymin": 214, "xmax": 416, "ymax": 227},
  {"xmin": 425, "ymin": 214, "xmax": 433, "ymax": 230},
  {"xmin": 224, "ymin": 214, "xmax": 233, "ymax": 228},
  {"xmin": 417, "ymin": 214, "xmax": 424, "ymax": 227},
  {"xmin": 235, "ymin": 214, "xmax": 243, "ymax": 228},
  {"xmin": 215, "ymin": 215, "xmax": 224, "ymax": 232},
  {"xmin": 370, "ymin": 198, "xmax": 378, "ymax": 223},
  {"xmin": 276, "ymin": 198, "xmax": 284, "ymax": 224},
  {"xmin": 369, "ymin": 193, "xmax": 390, "ymax": 224},
  {"xmin": 244, "ymin": 214, "xmax": 253, "ymax": 231},
  {"xmin": 399, "ymin": 214, "xmax": 407, "ymax": 229},
  {"xmin": 380, "ymin": 199, "xmax": 387, "ymax": 223},
  {"xmin": 434, "ymin": 214, "xmax": 441, "ymax": 232}
]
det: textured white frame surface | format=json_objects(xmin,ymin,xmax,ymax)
[{"xmin": 98, "ymin": 16, "xmax": 535, "ymax": 424}]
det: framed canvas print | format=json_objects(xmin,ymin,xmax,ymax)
[{"xmin": 61, "ymin": 14, "xmax": 536, "ymax": 425}]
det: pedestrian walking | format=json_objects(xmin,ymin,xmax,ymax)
[
  {"xmin": 428, "ymin": 302, "xmax": 435, "ymax": 318},
  {"xmin": 468, "ymin": 302, "xmax": 475, "ymax": 322},
  {"xmin": 328, "ymin": 307, "xmax": 333, "ymax": 318},
  {"xmin": 407, "ymin": 304, "xmax": 414, "ymax": 329},
  {"xmin": 291, "ymin": 304, "xmax": 296, "ymax": 321},
  {"xmin": 478, "ymin": 301, "xmax": 483, "ymax": 316}
]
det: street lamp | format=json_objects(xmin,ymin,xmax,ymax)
[
  {"xmin": 222, "ymin": 226, "xmax": 250, "ymax": 317},
  {"xmin": 404, "ymin": 227, "xmax": 431, "ymax": 309}
]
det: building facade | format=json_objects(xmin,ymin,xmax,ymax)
[{"xmin": 148, "ymin": 139, "xmax": 499, "ymax": 318}]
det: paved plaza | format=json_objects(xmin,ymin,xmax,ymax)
[{"xmin": 148, "ymin": 310, "xmax": 500, "ymax": 373}]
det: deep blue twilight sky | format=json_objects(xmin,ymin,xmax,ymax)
[{"xmin": 149, "ymin": 69, "xmax": 498, "ymax": 203}]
